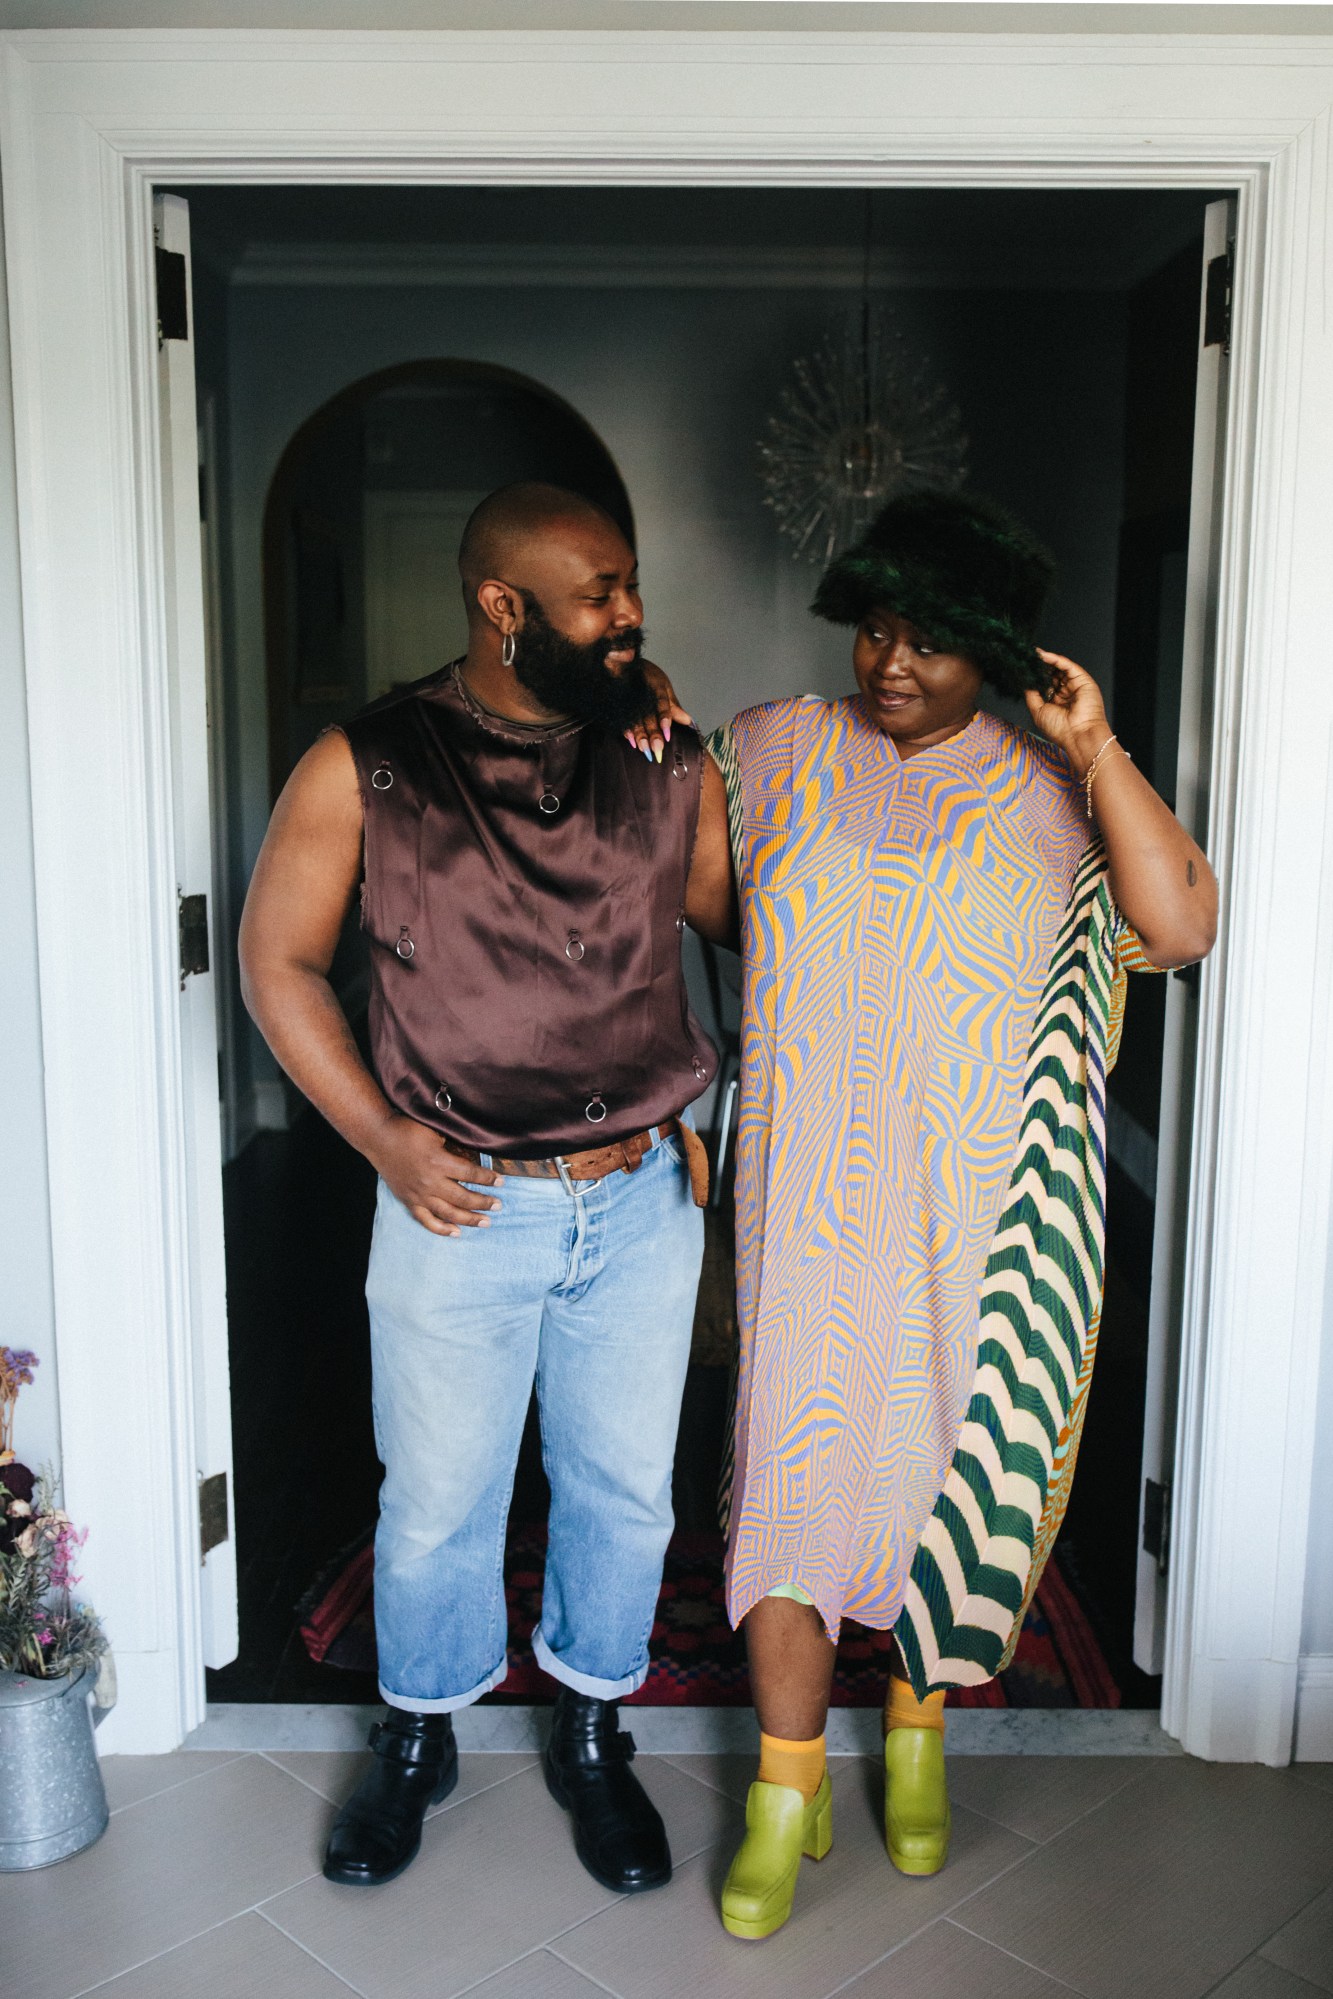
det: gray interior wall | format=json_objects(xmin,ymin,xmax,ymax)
[{"xmin": 0, "ymin": 167, "xmax": 61, "ymax": 1477}]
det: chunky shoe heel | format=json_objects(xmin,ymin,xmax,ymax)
[
  {"xmin": 803, "ymin": 1784, "xmax": 833, "ymax": 1861},
  {"xmin": 884, "ymin": 1726, "xmax": 950, "ymax": 1877},
  {"xmin": 721, "ymin": 1772, "xmax": 833, "ymax": 1940}
]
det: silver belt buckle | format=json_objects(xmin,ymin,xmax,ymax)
[{"xmin": 553, "ymin": 1155, "xmax": 579, "ymax": 1196}]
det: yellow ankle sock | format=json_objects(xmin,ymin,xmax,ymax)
[
  {"xmin": 886, "ymin": 1676, "xmax": 946, "ymax": 1736},
  {"xmin": 757, "ymin": 1731, "xmax": 827, "ymax": 1803}
]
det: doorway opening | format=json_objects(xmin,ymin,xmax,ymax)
[{"xmin": 179, "ymin": 181, "xmax": 1218, "ymax": 1715}]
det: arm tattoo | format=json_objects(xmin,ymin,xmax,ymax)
[{"xmin": 1186, "ymin": 860, "xmax": 1198, "ymax": 887}]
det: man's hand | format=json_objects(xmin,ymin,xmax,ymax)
[{"xmin": 369, "ymin": 1116, "xmax": 502, "ymax": 1238}]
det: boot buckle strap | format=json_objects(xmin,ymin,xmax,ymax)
[{"xmin": 369, "ymin": 1721, "xmax": 450, "ymax": 1768}]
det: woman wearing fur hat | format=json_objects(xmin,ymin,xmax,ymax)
[{"xmin": 636, "ymin": 489, "xmax": 1215, "ymax": 1939}]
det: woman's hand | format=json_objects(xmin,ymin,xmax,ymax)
[
  {"xmin": 1024, "ymin": 650, "xmax": 1115, "ymax": 780},
  {"xmin": 1025, "ymin": 647, "xmax": 1217, "ymax": 967},
  {"xmin": 624, "ymin": 659, "xmax": 693, "ymax": 764}
]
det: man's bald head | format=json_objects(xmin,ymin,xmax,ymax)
[
  {"xmin": 454, "ymin": 480, "xmax": 648, "ymax": 729},
  {"xmin": 458, "ymin": 482, "xmax": 628, "ymax": 614}
]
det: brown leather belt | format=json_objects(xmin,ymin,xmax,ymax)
[{"xmin": 453, "ymin": 1117, "xmax": 709, "ymax": 1207}]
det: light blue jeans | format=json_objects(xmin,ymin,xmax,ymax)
[{"xmin": 366, "ymin": 1131, "xmax": 704, "ymax": 1712}]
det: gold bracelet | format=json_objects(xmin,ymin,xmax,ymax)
[{"xmin": 1083, "ymin": 734, "xmax": 1131, "ymax": 820}]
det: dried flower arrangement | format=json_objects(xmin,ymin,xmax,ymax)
[
  {"xmin": 0, "ymin": 1345, "xmax": 39, "ymax": 1465},
  {"xmin": 0, "ymin": 1348, "xmax": 107, "ymax": 1680},
  {"xmin": 1, "ymin": 1469, "xmax": 107, "ymax": 1679}
]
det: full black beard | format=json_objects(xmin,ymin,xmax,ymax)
[{"xmin": 512, "ymin": 591, "xmax": 654, "ymax": 732}]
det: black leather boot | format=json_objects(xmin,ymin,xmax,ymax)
[
  {"xmin": 322, "ymin": 1708, "xmax": 458, "ymax": 1886},
  {"xmin": 543, "ymin": 1689, "xmax": 671, "ymax": 1893}
]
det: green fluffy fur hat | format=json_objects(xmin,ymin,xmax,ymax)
[{"xmin": 811, "ymin": 489, "xmax": 1056, "ymax": 700}]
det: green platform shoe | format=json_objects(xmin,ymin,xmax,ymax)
[
  {"xmin": 720, "ymin": 1771, "xmax": 833, "ymax": 1940},
  {"xmin": 884, "ymin": 1726, "xmax": 951, "ymax": 1875}
]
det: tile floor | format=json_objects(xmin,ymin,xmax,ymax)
[{"xmin": 3, "ymin": 1747, "xmax": 1332, "ymax": 1999}]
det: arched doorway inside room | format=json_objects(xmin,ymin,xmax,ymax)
[
  {"xmin": 262, "ymin": 358, "xmax": 634, "ymax": 800},
  {"xmin": 214, "ymin": 363, "xmax": 636, "ymax": 1705}
]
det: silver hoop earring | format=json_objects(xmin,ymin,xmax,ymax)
[{"xmin": 501, "ymin": 631, "xmax": 516, "ymax": 668}]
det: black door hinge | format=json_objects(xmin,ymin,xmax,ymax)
[
  {"xmin": 199, "ymin": 1470, "xmax": 229, "ymax": 1562},
  {"xmin": 155, "ymin": 244, "xmax": 189, "ymax": 346},
  {"xmin": 179, "ymin": 891, "xmax": 209, "ymax": 988},
  {"xmin": 1204, "ymin": 244, "xmax": 1234, "ymax": 355},
  {"xmin": 1143, "ymin": 1477, "xmax": 1172, "ymax": 1577}
]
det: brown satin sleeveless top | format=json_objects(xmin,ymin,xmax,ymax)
[{"xmin": 341, "ymin": 665, "xmax": 717, "ymax": 1158}]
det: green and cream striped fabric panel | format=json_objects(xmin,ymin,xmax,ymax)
[{"xmin": 895, "ymin": 840, "xmax": 1124, "ymax": 1695}]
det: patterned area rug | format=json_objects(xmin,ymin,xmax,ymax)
[{"xmin": 298, "ymin": 1521, "xmax": 1119, "ymax": 1709}]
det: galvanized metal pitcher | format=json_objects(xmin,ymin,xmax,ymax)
[{"xmin": 0, "ymin": 1666, "xmax": 109, "ymax": 1869}]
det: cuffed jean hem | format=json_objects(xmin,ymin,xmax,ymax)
[
  {"xmin": 379, "ymin": 1655, "xmax": 509, "ymax": 1715},
  {"xmin": 532, "ymin": 1626, "xmax": 648, "ymax": 1700}
]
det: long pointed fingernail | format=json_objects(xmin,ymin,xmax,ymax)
[
  {"xmin": 663, "ymin": 719, "xmax": 672, "ymax": 742},
  {"xmin": 643, "ymin": 745, "xmax": 653, "ymax": 761},
  {"xmin": 653, "ymin": 744, "xmax": 663, "ymax": 764}
]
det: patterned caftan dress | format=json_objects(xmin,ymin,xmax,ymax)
[{"xmin": 712, "ymin": 694, "xmax": 1147, "ymax": 1685}]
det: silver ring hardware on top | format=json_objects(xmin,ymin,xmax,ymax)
[
  {"xmin": 395, "ymin": 927, "xmax": 415, "ymax": 961},
  {"xmin": 539, "ymin": 789, "xmax": 561, "ymax": 815},
  {"xmin": 671, "ymin": 743, "xmax": 689, "ymax": 780},
  {"xmin": 585, "ymin": 1094, "xmax": 607, "ymax": 1124},
  {"xmin": 434, "ymin": 1084, "xmax": 452, "ymax": 1112},
  {"xmin": 566, "ymin": 931, "xmax": 585, "ymax": 961},
  {"xmin": 371, "ymin": 762, "xmax": 393, "ymax": 791}
]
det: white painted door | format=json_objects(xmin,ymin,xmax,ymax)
[
  {"xmin": 154, "ymin": 192, "xmax": 238, "ymax": 1670},
  {"xmin": 1133, "ymin": 198, "xmax": 1234, "ymax": 1675}
]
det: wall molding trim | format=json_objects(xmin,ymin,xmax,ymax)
[
  {"xmin": 1295, "ymin": 1654, "xmax": 1333, "ymax": 1763},
  {"xmin": 2, "ymin": 26, "xmax": 1332, "ymax": 1761}
]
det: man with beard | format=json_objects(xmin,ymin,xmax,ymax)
[{"xmin": 239, "ymin": 483, "xmax": 735, "ymax": 1891}]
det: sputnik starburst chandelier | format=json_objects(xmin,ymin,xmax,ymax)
[{"xmin": 758, "ymin": 203, "xmax": 969, "ymax": 564}]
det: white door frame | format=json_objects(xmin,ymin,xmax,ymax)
[{"xmin": 4, "ymin": 27, "xmax": 1332, "ymax": 1758}]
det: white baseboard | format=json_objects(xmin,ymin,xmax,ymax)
[
  {"xmin": 93, "ymin": 1650, "xmax": 198, "ymax": 1757},
  {"xmin": 1169, "ymin": 1653, "xmax": 1298, "ymax": 1766},
  {"xmin": 250, "ymin": 1079, "xmax": 290, "ymax": 1132},
  {"xmin": 1295, "ymin": 1654, "xmax": 1333, "ymax": 1762},
  {"xmin": 187, "ymin": 1703, "xmax": 1182, "ymax": 1758},
  {"xmin": 231, "ymin": 1078, "xmax": 293, "ymax": 1155}
]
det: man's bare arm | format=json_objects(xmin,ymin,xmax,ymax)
[
  {"xmin": 684, "ymin": 751, "xmax": 738, "ymax": 949},
  {"xmin": 238, "ymin": 731, "xmax": 500, "ymax": 1237}
]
